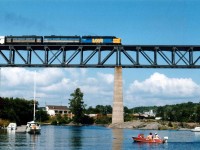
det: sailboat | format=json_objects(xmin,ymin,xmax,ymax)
[{"xmin": 26, "ymin": 71, "xmax": 41, "ymax": 134}]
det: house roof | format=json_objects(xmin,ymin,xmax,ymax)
[{"xmin": 46, "ymin": 105, "xmax": 69, "ymax": 110}]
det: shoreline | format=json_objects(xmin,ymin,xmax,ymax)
[
  {"xmin": 40, "ymin": 120, "xmax": 199, "ymax": 130},
  {"xmin": 108, "ymin": 120, "xmax": 200, "ymax": 130},
  {"xmin": 2, "ymin": 120, "xmax": 198, "ymax": 130}
]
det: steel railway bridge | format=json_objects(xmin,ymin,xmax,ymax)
[
  {"xmin": 1, "ymin": 44, "xmax": 200, "ymax": 123},
  {"xmin": 0, "ymin": 45, "xmax": 200, "ymax": 68}
]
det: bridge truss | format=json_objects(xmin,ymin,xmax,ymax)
[{"xmin": 0, "ymin": 45, "xmax": 200, "ymax": 68}]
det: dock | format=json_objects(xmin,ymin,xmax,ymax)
[{"xmin": 15, "ymin": 125, "xmax": 26, "ymax": 133}]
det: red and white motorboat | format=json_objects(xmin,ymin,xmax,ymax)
[{"xmin": 132, "ymin": 134, "xmax": 168, "ymax": 144}]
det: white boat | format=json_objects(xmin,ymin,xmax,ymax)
[
  {"xmin": 26, "ymin": 71, "xmax": 41, "ymax": 134},
  {"xmin": 191, "ymin": 127, "xmax": 200, "ymax": 132},
  {"xmin": 7, "ymin": 123, "xmax": 17, "ymax": 130},
  {"xmin": 26, "ymin": 121, "xmax": 41, "ymax": 134}
]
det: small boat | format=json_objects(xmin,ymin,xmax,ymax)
[
  {"xmin": 26, "ymin": 121, "xmax": 41, "ymax": 134},
  {"xmin": 7, "ymin": 123, "xmax": 17, "ymax": 130},
  {"xmin": 26, "ymin": 71, "xmax": 41, "ymax": 134},
  {"xmin": 132, "ymin": 134, "xmax": 168, "ymax": 144},
  {"xmin": 191, "ymin": 127, "xmax": 200, "ymax": 132}
]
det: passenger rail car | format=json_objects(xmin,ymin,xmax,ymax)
[
  {"xmin": 5, "ymin": 36, "xmax": 43, "ymax": 44},
  {"xmin": 43, "ymin": 36, "xmax": 81, "ymax": 44},
  {"xmin": 0, "ymin": 35, "xmax": 121, "ymax": 45}
]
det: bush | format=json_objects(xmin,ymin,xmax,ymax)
[
  {"xmin": 50, "ymin": 114, "xmax": 71, "ymax": 125},
  {"xmin": 95, "ymin": 116, "xmax": 111, "ymax": 124},
  {"xmin": 168, "ymin": 121, "xmax": 173, "ymax": 127},
  {"xmin": 51, "ymin": 120, "xmax": 58, "ymax": 125},
  {"xmin": 80, "ymin": 115, "xmax": 94, "ymax": 124},
  {"xmin": 0, "ymin": 119, "xmax": 9, "ymax": 128}
]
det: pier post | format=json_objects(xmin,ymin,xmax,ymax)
[{"xmin": 112, "ymin": 66, "xmax": 124, "ymax": 124}]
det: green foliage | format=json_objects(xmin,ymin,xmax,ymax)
[
  {"xmin": 124, "ymin": 114, "xmax": 133, "ymax": 122},
  {"xmin": 68, "ymin": 88, "xmax": 86, "ymax": 124},
  {"xmin": 0, "ymin": 119, "xmax": 10, "ymax": 128},
  {"xmin": 130, "ymin": 101, "xmax": 200, "ymax": 123},
  {"xmin": 85, "ymin": 105, "xmax": 112, "ymax": 115},
  {"xmin": 0, "ymin": 97, "xmax": 36, "ymax": 125},
  {"xmin": 36, "ymin": 109, "xmax": 49, "ymax": 122},
  {"xmin": 168, "ymin": 122, "xmax": 173, "ymax": 127},
  {"xmin": 95, "ymin": 116, "xmax": 111, "ymax": 124},
  {"xmin": 50, "ymin": 114, "xmax": 71, "ymax": 125},
  {"xmin": 131, "ymin": 106, "xmax": 157, "ymax": 113},
  {"xmin": 51, "ymin": 120, "xmax": 58, "ymax": 125},
  {"xmin": 124, "ymin": 106, "xmax": 132, "ymax": 114},
  {"xmin": 157, "ymin": 102, "xmax": 200, "ymax": 122},
  {"xmin": 81, "ymin": 115, "xmax": 94, "ymax": 124}
]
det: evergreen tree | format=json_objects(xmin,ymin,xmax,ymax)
[{"xmin": 68, "ymin": 88, "xmax": 86, "ymax": 124}]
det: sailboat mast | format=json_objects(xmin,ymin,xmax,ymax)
[{"xmin": 33, "ymin": 71, "xmax": 36, "ymax": 121}]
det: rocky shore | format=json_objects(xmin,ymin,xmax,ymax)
[{"xmin": 108, "ymin": 120, "xmax": 199, "ymax": 130}]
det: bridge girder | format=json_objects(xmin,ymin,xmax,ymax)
[{"xmin": 0, "ymin": 45, "xmax": 200, "ymax": 68}]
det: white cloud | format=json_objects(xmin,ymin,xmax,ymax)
[
  {"xmin": 0, "ymin": 68, "xmax": 114, "ymax": 107},
  {"xmin": 2, "ymin": 68, "xmax": 199, "ymax": 108},
  {"xmin": 97, "ymin": 72, "xmax": 114, "ymax": 84},
  {"xmin": 2, "ymin": 68, "xmax": 33, "ymax": 87},
  {"xmin": 125, "ymin": 72, "xmax": 200, "ymax": 107}
]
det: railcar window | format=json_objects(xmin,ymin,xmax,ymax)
[{"xmin": 6, "ymin": 38, "xmax": 12, "ymax": 42}]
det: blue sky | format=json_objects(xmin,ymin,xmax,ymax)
[{"xmin": 0, "ymin": 0, "xmax": 200, "ymax": 108}]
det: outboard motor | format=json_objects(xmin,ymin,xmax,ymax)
[{"xmin": 164, "ymin": 136, "xmax": 168, "ymax": 143}]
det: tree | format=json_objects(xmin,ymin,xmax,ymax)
[
  {"xmin": 195, "ymin": 105, "xmax": 200, "ymax": 122},
  {"xmin": 35, "ymin": 109, "xmax": 49, "ymax": 122},
  {"xmin": 95, "ymin": 105, "xmax": 112, "ymax": 115},
  {"xmin": 68, "ymin": 88, "xmax": 86, "ymax": 124},
  {"xmin": 0, "ymin": 97, "xmax": 36, "ymax": 125}
]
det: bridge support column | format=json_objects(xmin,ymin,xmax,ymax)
[{"xmin": 112, "ymin": 66, "xmax": 124, "ymax": 124}]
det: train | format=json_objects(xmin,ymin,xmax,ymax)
[{"xmin": 0, "ymin": 35, "xmax": 121, "ymax": 45}]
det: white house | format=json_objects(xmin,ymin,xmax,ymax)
[
  {"xmin": 144, "ymin": 110, "xmax": 156, "ymax": 117},
  {"xmin": 46, "ymin": 105, "xmax": 70, "ymax": 116}
]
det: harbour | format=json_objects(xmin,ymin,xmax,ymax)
[{"xmin": 1, "ymin": 125, "xmax": 200, "ymax": 150}]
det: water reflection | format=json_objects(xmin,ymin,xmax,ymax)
[
  {"xmin": 194, "ymin": 132, "xmax": 200, "ymax": 137},
  {"xmin": 112, "ymin": 129, "xmax": 123, "ymax": 150},
  {"xmin": 28, "ymin": 134, "xmax": 40, "ymax": 150},
  {"xmin": 2, "ymin": 126, "xmax": 200, "ymax": 149},
  {"xmin": 134, "ymin": 141, "xmax": 169, "ymax": 149},
  {"xmin": 70, "ymin": 126, "xmax": 82, "ymax": 149}
]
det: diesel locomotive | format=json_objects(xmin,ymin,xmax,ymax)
[{"xmin": 0, "ymin": 35, "xmax": 121, "ymax": 45}]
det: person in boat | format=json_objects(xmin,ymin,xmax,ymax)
[
  {"xmin": 146, "ymin": 132, "xmax": 153, "ymax": 140},
  {"xmin": 154, "ymin": 133, "xmax": 160, "ymax": 139},
  {"xmin": 138, "ymin": 133, "xmax": 144, "ymax": 138}
]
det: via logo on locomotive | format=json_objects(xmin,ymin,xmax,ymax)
[{"xmin": 92, "ymin": 38, "xmax": 103, "ymax": 43}]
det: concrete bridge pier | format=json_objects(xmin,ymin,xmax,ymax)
[{"xmin": 112, "ymin": 66, "xmax": 124, "ymax": 124}]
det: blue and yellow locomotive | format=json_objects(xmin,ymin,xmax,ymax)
[{"xmin": 81, "ymin": 36, "xmax": 121, "ymax": 44}]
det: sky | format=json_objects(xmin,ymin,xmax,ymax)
[{"xmin": 0, "ymin": 0, "xmax": 200, "ymax": 108}]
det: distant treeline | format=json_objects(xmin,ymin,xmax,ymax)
[
  {"xmin": 1, "ymin": 97, "xmax": 200, "ymax": 125},
  {"xmin": 130, "ymin": 102, "xmax": 200, "ymax": 122}
]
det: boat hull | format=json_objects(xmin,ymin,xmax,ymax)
[
  {"xmin": 7, "ymin": 123, "xmax": 17, "ymax": 131},
  {"xmin": 27, "ymin": 128, "xmax": 41, "ymax": 134},
  {"xmin": 191, "ymin": 130, "xmax": 200, "ymax": 132},
  {"xmin": 132, "ymin": 137, "xmax": 166, "ymax": 144},
  {"xmin": 191, "ymin": 127, "xmax": 200, "ymax": 132},
  {"xmin": 26, "ymin": 121, "xmax": 41, "ymax": 134}
]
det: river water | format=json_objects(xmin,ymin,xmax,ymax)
[{"xmin": 1, "ymin": 125, "xmax": 200, "ymax": 150}]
